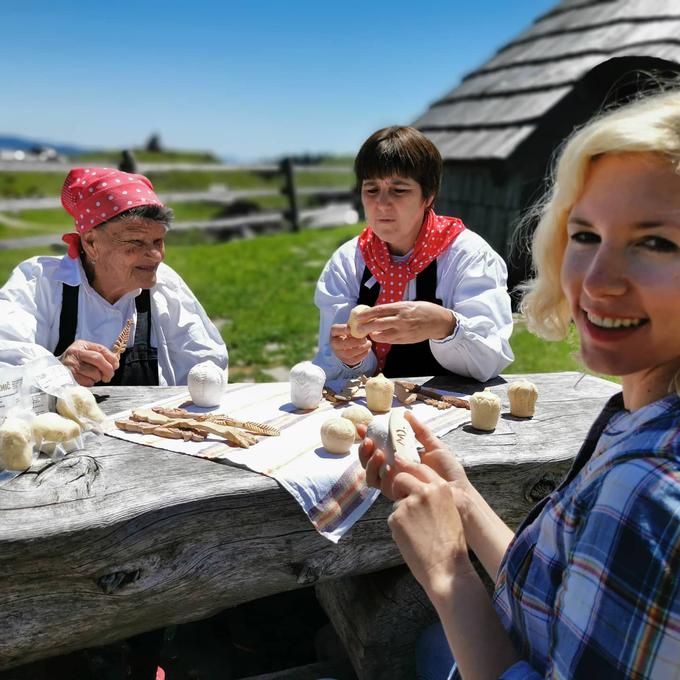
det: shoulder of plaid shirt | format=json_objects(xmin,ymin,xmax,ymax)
[
  {"xmin": 312, "ymin": 229, "xmax": 514, "ymax": 382},
  {"xmin": 0, "ymin": 254, "xmax": 228, "ymax": 386},
  {"xmin": 482, "ymin": 391, "xmax": 680, "ymax": 679}
]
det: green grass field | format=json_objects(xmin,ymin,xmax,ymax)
[{"xmin": 0, "ymin": 224, "xmax": 605, "ymax": 384}]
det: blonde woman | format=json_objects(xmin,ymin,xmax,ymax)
[{"xmin": 360, "ymin": 89, "xmax": 680, "ymax": 679}]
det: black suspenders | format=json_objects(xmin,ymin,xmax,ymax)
[
  {"xmin": 54, "ymin": 284, "xmax": 159, "ymax": 386},
  {"xmin": 54, "ymin": 284, "xmax": 80, "ymax": 357}
]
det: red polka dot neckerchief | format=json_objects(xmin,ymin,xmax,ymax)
[{"xmin": 357, "ymin": 209, "xmax": 465, "ymax": 373}]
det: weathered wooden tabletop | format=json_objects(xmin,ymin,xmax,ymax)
[{"xmin": 0, "ymin": 372, "xmax": 619, "ymax": 677}]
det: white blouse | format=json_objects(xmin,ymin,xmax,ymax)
[
  {"xmin": 313, "ymin": 229, "xmax": 514, "ymax": 383},
  {"xmin": 0, "ymin": 256, "xmax": 228, "ymax": 386}
]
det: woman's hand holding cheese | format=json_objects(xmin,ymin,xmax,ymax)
[
  {"xmin": 354, "ymin": 301, "xmax": 456, "ymax": 344},
  {"xmin": 329, "ymin": 323, "xmax": 372, "ymax": 367}
]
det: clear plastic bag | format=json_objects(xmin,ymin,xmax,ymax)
[
  {"xmin": 54, "ymin": 384, "xmax": 107, "ymax": 434},
  {"xmin": 31, "ymin": 411, "xmax": 84, "ymax": 460},
  {"xmin": 0, "ymin": 364, "xmax": 38, "ymax": 483},
  {"xmin": 0, "ymin": 410, "xmax": 36, "ymax": 484},
  {"xmin": 0, "ymin": 356, "xmax": 104, "ymax": 482}
]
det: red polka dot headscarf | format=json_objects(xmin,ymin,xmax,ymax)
[
  {"xmin": 60, "ymin": 167, "xmax": 164, "ymax": 258},
  {"xmin": 358, "ymin": 208, "xmax": 465, "ymax": 372}
]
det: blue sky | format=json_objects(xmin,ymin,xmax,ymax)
[{"xmin": 2, "ymin": 1, "xmax": 556, "ymax": 160}]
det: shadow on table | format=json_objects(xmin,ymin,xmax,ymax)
[{"xmin": 421, "ymin": 373, "xmax": 506, "ymax": 395}]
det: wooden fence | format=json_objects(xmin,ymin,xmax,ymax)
[{"xmin": 0, "ymin": 159, "xmax": 359, "ymax": 249}]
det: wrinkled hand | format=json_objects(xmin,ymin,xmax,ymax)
[
  {"xmin": 358, "ymin": 411, "xmax": 469, "ymax": 500},
  {"xmin": 388, "ymin": 461, "xmax": 474, "ymax": 593},
  {"xmin": 355, "ymin": 301, "xmax": 455, "ymax": 344},
  {"xmin": 329, "ymin": 323, "xmax": 372, "ymax": 367},
  {"xmin": 59, "ymin": 340, "xmax": 119, "ymax": 386}
]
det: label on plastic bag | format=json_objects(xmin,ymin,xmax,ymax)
[
  {"xmin": 0, "ymin": 375, "xmax": 51, "ymax": 417},
  {"xmin": 0, "ymin": 375, "xmax": 23, "ymax": 414},
  {"xmin": 31, "ymin": 391, "xmax": 51, "ymax": 415},
  {"xmin": 0, "ymin": 357, "xmax": 74, "ymax": 419},
  {"xmin": 33, "ymin": 363, "xmax": 74, "ymax": 397}
]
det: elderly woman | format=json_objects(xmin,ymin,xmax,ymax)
[
  {"xmin": 313, "ymin": 126, "xmax": 513, "ymax": 382},
  {"xmin": 360, "ymin": 90, "xmax": 680, "ymax": 679},
  {"xmin": 0, "ymin": 167, "xmax": 227, "ymax": 386}
]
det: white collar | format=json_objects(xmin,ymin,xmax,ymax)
[{"xmin": 56, "ymin": 256, "xmax": 142, "ymax": 307}]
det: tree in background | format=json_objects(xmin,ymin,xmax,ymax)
[
  {"xmin": 146, "ymin": 133, "xmax": 163, "ymax": 153},
  {"xmin": 119, "ymin": 149, "xmax": 137, "ymax": 173}
]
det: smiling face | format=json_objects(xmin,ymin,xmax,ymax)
[
  {"xmin": 561, "ymin": 152, "xmax": 680, "ymax": 398},
  {"xmin": 81, "ymin": 217, "xmax": 167, "ymax": 304},
  {"xmin": 361, "ymin": 176, "xmax": 432, "ymax": 255}
]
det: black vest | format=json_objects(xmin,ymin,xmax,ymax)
[
  {"xmin": 357, "ymin": 259, "xmax": 454, "ymax": 379},
  {"xmin": 54, "ymin": 284, "xmax": 159, "ymax": 386}
]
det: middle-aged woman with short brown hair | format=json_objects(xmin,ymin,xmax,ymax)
[
  {"xmin": 313, "ymin": 126, "xmax": 513, "ymax": 383},
  {"xmin": 360, "ymin": 89, "xmax": 680, "ymax": 679}
]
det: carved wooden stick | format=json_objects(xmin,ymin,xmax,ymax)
[
  {"xmin": 322, "ymin": 376, "xmax": 363, "ymax": 404},
  {"xmin": 208, "ymin": 416, "xmax": 279, "ymax": 437},
  {"xmin": 416, "ymin": 394, "xmax": 451, "ymax": 410},
  {"xmin": 186, "ymin": 421, "xmax": 258, "ymax": 448},
  {"xmin": 112, "ymin": 319, "xmax": 133, "ymax": 357},
  {"xmin": 438, "ymin": 395, "xmax": 470, "ymax": 409},
  {"xmin": 323, "ymin": 387, "xmax": 349, "ymax": 403},
  {"xmin": 394, "ymin": 381, "xmax": 470, "ymax": 410},
  {"xmin": 393, "ymin": 382, "xmax": 417, "ymax": 405},
  {"xmin": 131, "ymin": 409, "xmax": 257, "ymax": 448},
  {"xmin": 115, "ymin": 419, "xmax": 206, "ymax": 442},
  {"xmin": 151, "ymin": 407, "xmax": 280, "ymax": 437}
]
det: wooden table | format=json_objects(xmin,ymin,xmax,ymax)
[{"xmin": 0, "ymin": 372, "xmax": 619, "ymax": 678}]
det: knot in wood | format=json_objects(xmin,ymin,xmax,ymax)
[
  {"xmin": 97, "ymin": 569, "xmax": 142, "ymax": 594},
  {"xmin": 527, "ymin": 477, "xmax": 556, "ymax": 503},
  {"xmin": 294, "ymin": 562, "xmax": 321, "ymax": 585},
  {"xmin": 293, "ymin": 551, "xmax": 339, "ymax": 585},
  {"xmin": 29, "ymin": 456, "xmax": 101, "ymax": 503}
]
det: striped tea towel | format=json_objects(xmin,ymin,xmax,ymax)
[{"xmin": 105, "ymin": 382, "xmax": 470, "ymax": 542}]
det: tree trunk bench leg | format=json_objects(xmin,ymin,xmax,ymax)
[{"xmin": 315, "ymin": 565, "xmax": 438, "ymax": 680}]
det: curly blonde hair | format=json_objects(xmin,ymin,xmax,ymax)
[{"xmin": 519, "ymin": 89, "xmax": 680, "ymax": 341}]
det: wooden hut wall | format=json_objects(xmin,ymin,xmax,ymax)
[
  {"xmin": 414, "ymin": 0, "xmax": 680, "ymax": 297},
  {"xmin": 436, "ymin": 163, "xmax": 524, "ymax": 259}
]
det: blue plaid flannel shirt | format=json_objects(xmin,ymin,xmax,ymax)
[{"xmin": 491, "ymin": 392, "xmax": 680, "ymax": 679}]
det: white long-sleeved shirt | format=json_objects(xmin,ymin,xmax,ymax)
[
  {"xmin": 0, "ymin": 255, "xmax": 228, "ymax": 386},
  {"xmin": 313, "ymin": 230, "xmax": 514, "ymax": 382}
]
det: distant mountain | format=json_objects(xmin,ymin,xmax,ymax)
[{"xmin": 0, "ymin": 134, "xmax": 89, "ymax": 156}]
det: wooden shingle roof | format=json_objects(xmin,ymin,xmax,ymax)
[{"xmin": 414, "ymin": 0, "xmax": 680, "ymax": 160}]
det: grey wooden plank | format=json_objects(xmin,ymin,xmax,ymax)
[
  {"xmin": 415, "ymin": 89, "xmax": 569, "ymax": 128},
  {"xmin": 522, "ymin": 1, "xmax": 680, "ymax": 40},
  {"xmin": 483, "ymin": 20, "xmax": 680, "ymax": 70},
  {"xmin": 611, "ymin": 42, "xmax": 680, "ymax": 61},
  {"xmin": 421, "ymin": 127, "xmax": 535, "ymax": 160},
  {"xmin": 435, "ymin": 55, "xmax": 604, "ymax": 98}
]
